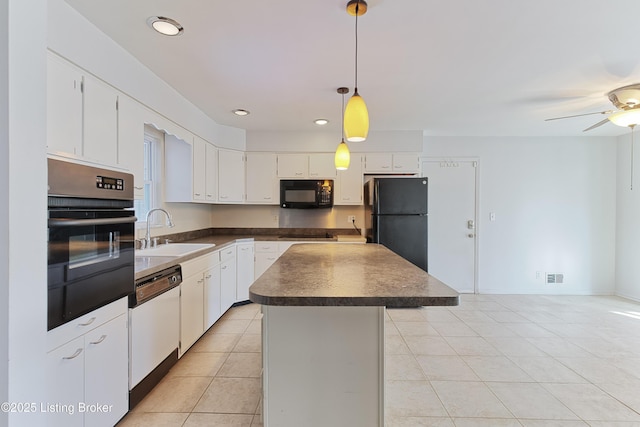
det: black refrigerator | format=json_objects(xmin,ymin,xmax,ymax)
[{"xmin": 365, "ymin": 177, "xmax": 428, "ymax": 272}]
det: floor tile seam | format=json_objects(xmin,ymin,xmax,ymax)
[
  {"xmin": 188, "ymin": 409, "xmax": 259, "ymax": 415},
  {"xmin": 591, "ymin": 382, "xmax": 640, "ymax": 417}
]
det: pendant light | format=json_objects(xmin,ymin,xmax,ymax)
[
  {"xmin": 344, "ymin": 0, "xmax": 369, "ymax": 142},
  {"xmin": 335, "ymin": 87, "xmax": 351, "ymax": 170}
]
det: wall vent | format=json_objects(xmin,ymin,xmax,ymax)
[{"xmin": 546, "ymin": 273, "xmax": 564, "ymax": 284}]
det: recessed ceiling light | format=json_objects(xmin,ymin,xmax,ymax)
[
  {"xmin": 233, "ymin": 109, "xmax": 250, "ymax": 116},
  {"xmin": 147, "ymin": 16, "xmax": 184, "ymax": 36},
  {"xmin": 314, "ymin": 119, "xmax": 329, "ymax": 125}
]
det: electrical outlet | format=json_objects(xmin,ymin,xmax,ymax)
[{"xmin": 347, "ymin": 215, "xmax": 356, "ymax": 224}]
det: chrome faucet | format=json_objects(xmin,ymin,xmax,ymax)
[{"xmin": 144, "ymin": 208, "xmax": 174, "ymax": 249}]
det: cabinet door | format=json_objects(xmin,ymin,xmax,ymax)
[
  {"xmin": 309, "ymin": 153, "xmax": 337, "ymax": 178},
  {"xmin": 83, "ymin": 74, "xmax": 118, "ymax": 166},
  {"xmin": 277, "ymin": 154, "xmax": 308, "ymax": 178},
  {"xmin": 192, "ymin": 137, "xmax": 207, "ymax": 201},
  {"xmin": 364, "ymin": 153, "xmax": 392, "ymax": 173},
  {"xmin": 47, "ymin": 53, "xmax": 83, "ymax": 157},
  {"xmin": 255, "ymin": 251, "xmax": 278, "ymax": 280},
  {"xmin": 220, "ymin": 255, "xmax": 237, "ymax": 313},
  {"xmin": 84, "ymin": 313, "xmax": 128, "ymax": 427},
  {"xmin": 246, "ymin": 153, "xmax": 278, "ymax": 204},
  {"xmin": 336, "ymin": 154, "xmax": 363, "ymax": 205},
  {"xmin": 204, "ymin": 263, "xmax": 222, "ymax": 329},
  {"xmin": 180, "ymin": 274, "xmax": 205, "ymax": 356},
  {"xmin": 117, "ymin": 95, "xmax": 145, "ymax": 198},
  {"xmin": 46, "ymin": 337, "xmax": 84, "ymax": 427},
  {"xmin": 236, "ymin": 243, "xmax": 255, "ymax": 301},
  {"xmin": 205, "ymin": 143, "xmax": 218, "ymax": 202},
  {"xmin": 218, "ymin": 150, "xmax": 245, "ymax": 202},
  {"xmin": 392, "ymin": 154, "xmax": 420, "ymax": 173}
]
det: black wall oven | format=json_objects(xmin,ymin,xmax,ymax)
[{"xmin": 47, "ymin": 158, "xmax": 136, "ymax": 330}]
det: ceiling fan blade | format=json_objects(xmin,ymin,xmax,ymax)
[
  {"xmin": 582, "ymin": 118, "xmax": 610, "ymax": 132},
  {"xmin": 545, "ymin": 110, "xmax": 612, "ymax": 121}
]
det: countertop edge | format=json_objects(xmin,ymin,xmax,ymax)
[{"xmin": 249, "ymin": 292, "xmax": 460, "ymax": 307}]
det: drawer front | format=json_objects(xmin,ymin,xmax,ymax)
[
  {"xmin": 255, "ymin": 241, "xmax": 278, "ymax": 253},
  {"xmin": 220, "ymin": 246, "xmax": 236, "ymax": 261},
  {"xmin": 182, "ymin": 252, "xmax": 220, "ymax": 277}
]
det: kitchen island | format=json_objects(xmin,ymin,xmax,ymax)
[{"xmin": 249, "ymin": 243, "xmax": 459, "ymax": 427}]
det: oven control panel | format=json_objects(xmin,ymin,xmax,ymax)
[{"xmin": 96, "ymin": 175, "xmax": 124, "ymax": 191}]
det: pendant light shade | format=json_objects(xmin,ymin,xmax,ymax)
[
  {"xmin": 609, "ymin": 109, "xmax": 640, "ymax": 127},
  {"xmin": 344, "ymin": 89, "xmax": 369, "ymax": 142},
  {"xmin": 335, "ymin": 140, "xmax": 351, "ymax": 170},
  {"xmin": 335, "ymin": 87, "xmax": 351, "ymax": 170},
  {"xmin": 344, "ymin": 0, "xmax": 369, "ymax": 142}
]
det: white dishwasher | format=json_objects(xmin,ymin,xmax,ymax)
[{"xmin": 129, "ymin": 265, "xmax": 181, "ymax": 409}]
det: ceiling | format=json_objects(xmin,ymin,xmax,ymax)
[{"xmin": 64, "ymin": 0, "xmax": 640, "ymax": 138}]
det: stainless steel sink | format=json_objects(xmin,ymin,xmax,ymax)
[{"xmin": 136, "ymin": 243, "xmax": 215, "ymax": 257}]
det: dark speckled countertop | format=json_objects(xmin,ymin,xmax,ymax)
[{"xmin": 249, "ymin": 243, "xmax": 459, "ymax": 307}]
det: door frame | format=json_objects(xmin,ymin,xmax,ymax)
[{"xmin": 420, "ymin": 156, "xmax": 480, "ymax": 294}]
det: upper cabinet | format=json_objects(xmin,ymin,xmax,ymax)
[
  {"xmin": 47, "ymin": 53, "xmax": 119, "ymax": 168},
  {"xmin": 277, "ymin": 154, "xmax": 308, "ymax": 178},
  {"xmin": 308, "ymin": 153, "xmax": 338, "ymax": 178},
  {"xmin": 335, "ymin": 154, "xmax": 363, "ymax": 205},
  {"xmin": 218, "ymin": 149, "xmax": 245, "ymax": 203},
  {"xmin": 277, "ymin": 153, "xmax": 337, "ymax": 179},
  {"xmin": 246, "ymin": 153, "xmax": 278, "ymax": 204},
  {"xmin": 47, "ymin": 53, "xmax": 83, "ymax": 158},
  {"xmin": 364, "ymin": 153, "xmax": 420, "ymax": 174}
]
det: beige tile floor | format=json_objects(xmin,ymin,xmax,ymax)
[{"xmin": 117, "ymin": 295, "xmax": 640, "ymax": 426}]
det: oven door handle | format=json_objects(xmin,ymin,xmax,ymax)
[{"xmin": 48, "ymin": 216, "xmax": 137, "ymax": 227}]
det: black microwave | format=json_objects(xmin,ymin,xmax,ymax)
[{"xmin": 280, "ymin": 179, "xmax": 334, "ymax": 209}]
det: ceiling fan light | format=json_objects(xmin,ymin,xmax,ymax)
[
  {"xmin": 609, "ymin": 109, "xmax": 640, "ymax": 127},
  {"xmin": 335, "ymin": 140, "xmax": 351, "ymax": 170},
  {"xmin": 344, "ymin": 91, "xmax": 369, "ymax": 142}
]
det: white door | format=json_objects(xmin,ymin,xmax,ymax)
[{"xmin": 422, "ymin": 159, "xmax": 477, "ymax": 293}]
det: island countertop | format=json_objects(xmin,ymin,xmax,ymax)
[{"xmin": 249, "ymin": 243, "xmax": 459, "ymax": 307}]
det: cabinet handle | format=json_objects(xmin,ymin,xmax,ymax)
[
  {"xmin": 198, "ymin": 278, "xmax": 204, "ymax": 284},
  {"xmin": 222, "ymin": 265, "xmax": 227, "ymax": 270},
  {"xmin": 205, "ymin": 274, "xmax": 212, "ymax": 279},
  {"xmin": 194, "ymin": 193, "xmax": 202, "ymax": 196},
  {"xmin": 263, "ymin": 197, "xmax": 272, "ymax": 200},
  {"xmin": 207, "ymin": 194, "xmax": 214, "ymax": 198},
  {"xmin": 394, "ymin": 165, "xmax": 403, "ymax": 169},
  {"xmin": 295, "ymin": 173, "xmax": 303, "ymax": 176},
  {"xmin": 381, "ymin": 165, "xmax": 390, "ymax": 169},
  {"xmin": 63, "ymin": 348, "xmax": 83, "ymax": 360},
  {"xmin": 343, "ymin": 197, "xmax": 351, "ymax": 201},
  {"xmin": 134, "ymin": 186, "xmax": 144, "ymax": 190},
  {"xmin": 78, "ymin": 317, "xmax": 96, "ymax": 327},
  {"xmin": 89, "ymin": 335, "xmax": 107, "ymax": 345},
  {"xmin": 220, "ymin": 195, "xmax": 228, "ymax": 199}
]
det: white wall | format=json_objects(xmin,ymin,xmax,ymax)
[
  {"xmin": 424, "ymin": 136, "xmax": 617, "ymax": 295},
  {"xmin": 614, "ymin": 131, "xmax": 640, "ymax": 301},
  {"xmin": 2, "ymin": 0, "xmax": 48, "ymax": 424}
]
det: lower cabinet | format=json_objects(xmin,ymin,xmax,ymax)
[
  {"xmin": 255, "ymin": 242, "xmax": 279, "ymax": 280},
  {"xmin": 46, "ymin": 298, "xmax": 128, "ymax": 427},
  {"xmin": 236, "ymin": 241, "xmax": 255, "ymax": 301},
  {"xmin": 220, "ymin": 247, "xmax": 237, "ymax": 313},
  {"xmin": 204, "ymin": 257, "xmax": 222, "ymax": 330},
  {"xmin": 179, "ymin": 268, "xmax": 205, "ymax": 357}
]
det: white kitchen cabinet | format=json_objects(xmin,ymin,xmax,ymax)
[
  {"xmin": 117, "ymin": 95, "xmax": 145, "ymax": 198},
  {"xmin": 204, "ymin": 253, "xmax": 222, "ymax": 330},
  {"xmin": 391, "ymin": 153, "xmax": 420, "ymax": 173},
  {"xmin": 255, "ymin": 241, "xmax": 279, "ymax": 279},
  {"xmin": 246, "ymin": 152, "xmax": 278, "ymax": 204},
  {"xmin": 277, "ymin": 153, "xmax": 308, "ymax": 178},
  {"xmin": 218, "ymin": 149, "xmax": 245, "ymax": 203},
  {"xmin": 336, "ymin": 154, "xmax": 364, "ymax": 205},
  {"xmin": 180, "ymin": 273, "xmax": 205, "ymax": 356},
  {"xmin": 205, "ymin": 142, "xmax": 218, "ymax": 202},
  {"xmin": 364, "ymin": 153, "xmax": 420, "ymax": 173},
  {"xmin": 309, "ymin": 153, "xmax": 338, "ymax": 178},
  {"xmin": 83, "ymin": 74, "xmax": 119, "ymax": 166},
  {"xmin": 84, "ymin": 313, "xmax": 129, "ymax": 427},
  {"xmin": 47, "ymin": 52, "xmax": 83, "ymax": 158},
  {"xmin": 236, "ymin": 241, "xmax": 255, "ymax": 301},
  {"xmin": 192, "ymin": 137, "xmax": 207, "ymax": 201},
  {"xmin": 220, "ymin": 247, "xmax": 237, "ymax": 312},
  {"xmin": 47, "ymin": 53, "xmax": 119, "ymax": 168},
  {"xmin": 46, "ymin": 298, "xmax": 128, "ymax": 427}
]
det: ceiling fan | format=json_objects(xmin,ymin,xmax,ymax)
[{"xmin": 545, "ymin": 83, "xmax": 640, "ymax": 131}]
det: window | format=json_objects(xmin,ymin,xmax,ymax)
[{"xmin": 134, "ymin": 126, "xmax": 163, "ymax": 226}]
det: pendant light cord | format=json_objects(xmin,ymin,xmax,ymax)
[
  {"xmin": 354, "ymin": 1, "xmax": 359, "ymax": 91},
  {"xmin": 341, "ymin": 91, "xmax": 346, "ymax": 139}
]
